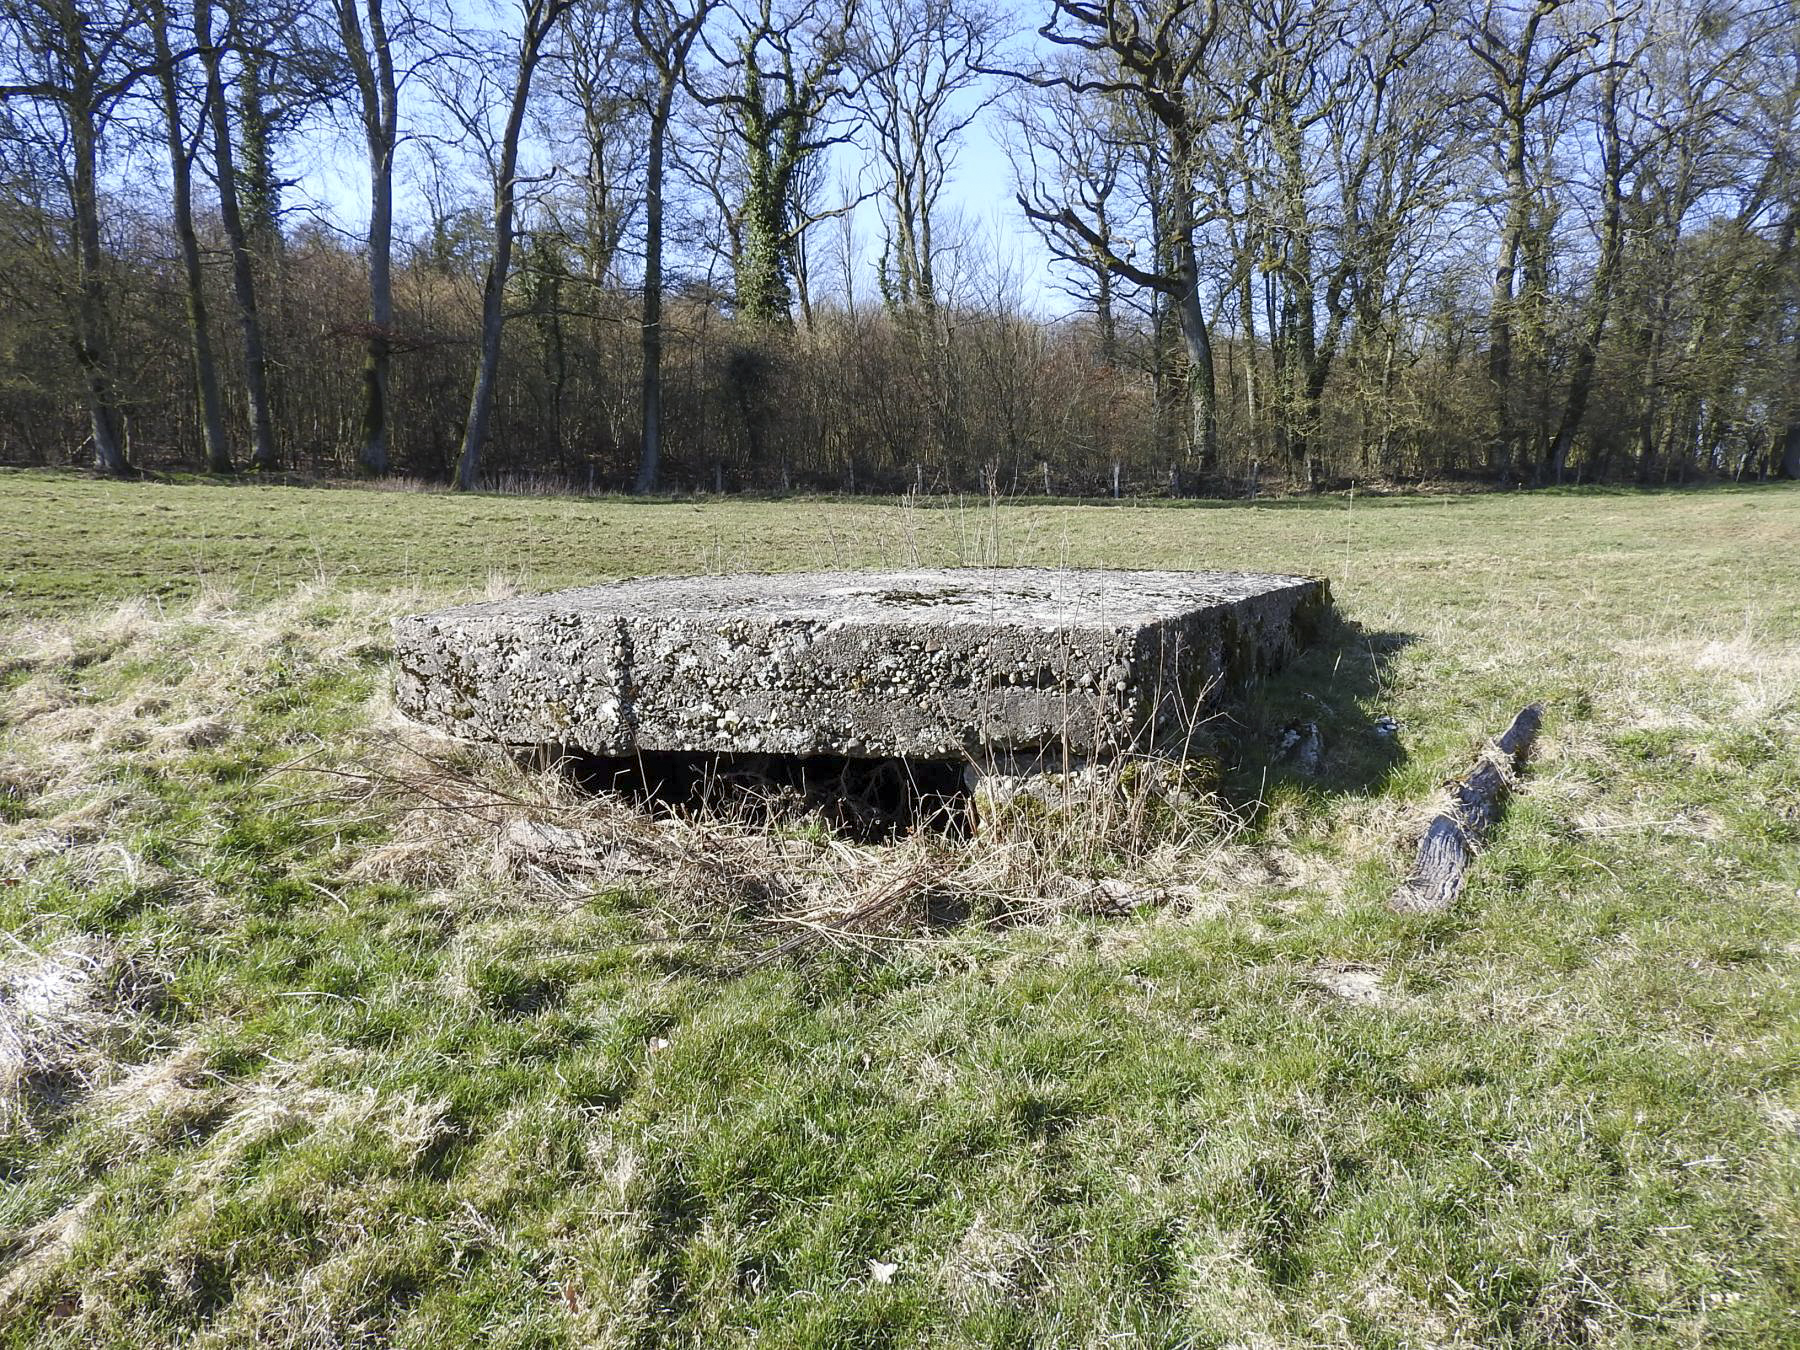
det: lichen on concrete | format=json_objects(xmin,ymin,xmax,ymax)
[{"xmin": 392, "ymin": 568, "xmax": 1329, "ymax": 761}]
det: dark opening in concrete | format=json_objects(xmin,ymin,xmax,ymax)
[{"xmin": 563, "ymin": 750, "xmax": 973, "ymax": 841}]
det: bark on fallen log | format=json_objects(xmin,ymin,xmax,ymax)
[{"xmin": 1391, "ymin": 703, "xmax": 1544, "ymax": 914}]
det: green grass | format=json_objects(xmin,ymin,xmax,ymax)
[{"xmin": 2, "ymin": 468, "xmax": 1798, "ymax": 1346}]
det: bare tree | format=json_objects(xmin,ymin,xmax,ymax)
[
  {"xmin": 1013, "ymin": 0, "xmax": 1230, "ymax": 467},
  {"xmin": 1757, "ymin": 20, "xmax": 1800, "ymax": 480},
  {"xmin": 452, "ymin": 0, "xmax": 579, "ymax": 490},
  {"xmin": 851, "ymin": 0, "xmax": 999, "ymax": 314},
  {"xmin": 330, "ymin": 0, "xmax": 402, "ymax": 473},
  {"xmin": 0, "ymin": 0, "xmax": 151, "ymax": 475},
  {"xmin": 1207, "ymin": 0, "xmax": 1454, "ymax": 483},
  {"xmin": 546, "ymin": 0, "xmax": 643, "ymax": 288},
  {"xmin": 195, "ymin": 0, "xmax": 279, "ymax": 468},
  {"xmin": 628, "ymin": 0, "xmax": 715, "ymax": 493},
  {"xmin": 1, "ymin": 0, "xmax": 1794, "ymax": 492},
  {"xmin": 1783, "ymin": 311, "xmax": 1800, "ymax": 477},
  {"xmin": 1641, "ymin": 0, "xmax": 1794, "ymax": 481},
  {"xmin": 1004, "ymin": 54, "xmax": 1128, "ymax": 365},
  {"xmin": 1466, "ymin": 0, "xmax": 1611, "ymax": 481},
  {"xmin": 1225, "ymin": 0, "xmax": 1349, "ymax": 484},
  {"xmin": 1542, "ymin": 0, "xmax": 1646, "ymax": 482},
  {"xmin": 146, "ymin": 0, "xmax": 232, "ymax": 471},
  {"xmin": 1324, "ymin": 1, "xmax": 1466, "ymax": 473},
  {"xmin": 687, "ymin": 0, "xmax": 859, "ymax": 327}
]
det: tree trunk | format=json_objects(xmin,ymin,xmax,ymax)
[
  {"xmin": 1094, "ymin": 264, "xmax": 1116, "ymax": 367},
  {"xmin": 338, "ymin": 0, "xmax": 398, "ymax": 476},
  {"xmin": 1239, "ymin": 269, "xmax": 1259, "ymax": 450},
  {"xmin": 1634, "ymin": 217, "xmax": 1681, "ymax": 484},
  {"xmin": 1783, "ymin": 340, "xmax": 1800, "ymax": 480},
  {"xmin": 457, "ymin": 1, "xmax": 560, "ymax": 491},
  {"xmin": 66, "ymin": 79, "xmax": 130, "ymax": 476},
  {"xmin": 1375, "ymin": 327, "xmax": 1398, "ymax": 474},
  {"xmin": 234, "ymin": 49, "xmax": 279, "ymax": 256},
  {"xmin": 150, "ymin": 0, "xmax": 232, "ymax": 473},
  {"xmin": 1274, "ymin": 111, "xmax": 1324, "ymax": 483},
  {"xmin": 1174, "ymin": 258, "xmax": 1218, "ymax": 471},
  {"xmin": 455, "ymin": 263, "xmax": 507, "ymax": 492},
  {"xmin": 360, "ymin": 165, "xmax": 394, "ymax": 475},
  {"xmin": 635, "ymin": 80, "xmax": 673, "ymax": 494},
  {"xmin": 730, "ymin": 61, "xmax": 794, "ymax": 329},
  {"xmin": 1489, "ymin": 139, "xmax": 1528, "ymax": 483},
  {"xmin": 197, "ymin": 0, "xmax": 279, "ymax": 471},
  {"xmin": 1545, "ymin": 203, "xmax": 1622, "ymax": 485}
]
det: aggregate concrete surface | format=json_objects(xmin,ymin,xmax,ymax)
[{"xmin": 392, "ymin": 568, "xmax": 1329, "ymax": 760}]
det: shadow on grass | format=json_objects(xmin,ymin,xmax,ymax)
[{"xmin": 1212, "ymin": 611, "xmax": 1416, "ymax": 822}]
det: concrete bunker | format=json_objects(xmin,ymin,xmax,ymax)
[{"xmin": 393, "ymin": 568, "xmax": 1330, "ymax": 834}]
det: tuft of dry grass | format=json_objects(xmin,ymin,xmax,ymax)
[
  {"xmin": 0, "ymin": 1189, "xmax": 99, "ymax": 1311},
  {"xmin": 0, "ymin": 934, "xmax": 161, "ymax": 1144},
  {"xmin": 302, "ymin": 719, "xmax": 1249, "ymax": 969}
]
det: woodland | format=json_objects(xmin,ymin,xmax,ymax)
[{"xmin": 1, "ymin": 0, "xmax": 1796, "ymax": 494}]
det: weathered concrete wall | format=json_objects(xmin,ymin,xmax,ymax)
[{"xmin": 392, "ymin": 569, "xmax": 1329, "ymax": 760}]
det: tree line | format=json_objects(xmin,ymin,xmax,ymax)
[{"xmin": 1, "ymin": 0, "xmax": 1796, "ymax": 494}]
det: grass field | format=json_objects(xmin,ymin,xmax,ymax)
[{"xmin": 2, "ymin": 468, "xmax": 1798, "ymax": 1347}]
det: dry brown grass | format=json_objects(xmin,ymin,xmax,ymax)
[
  {"xmin": 300, "ymin": 712, "xmax": 1255, "ymax": 970},
  {"xmin": 0, "ymin": 933, "xmax": 162, "ymax": 1144}
]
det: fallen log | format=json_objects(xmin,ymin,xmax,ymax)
[{"xmin": 1391, "ymin": 703, "xmax": 1544, "ymax": 914}]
